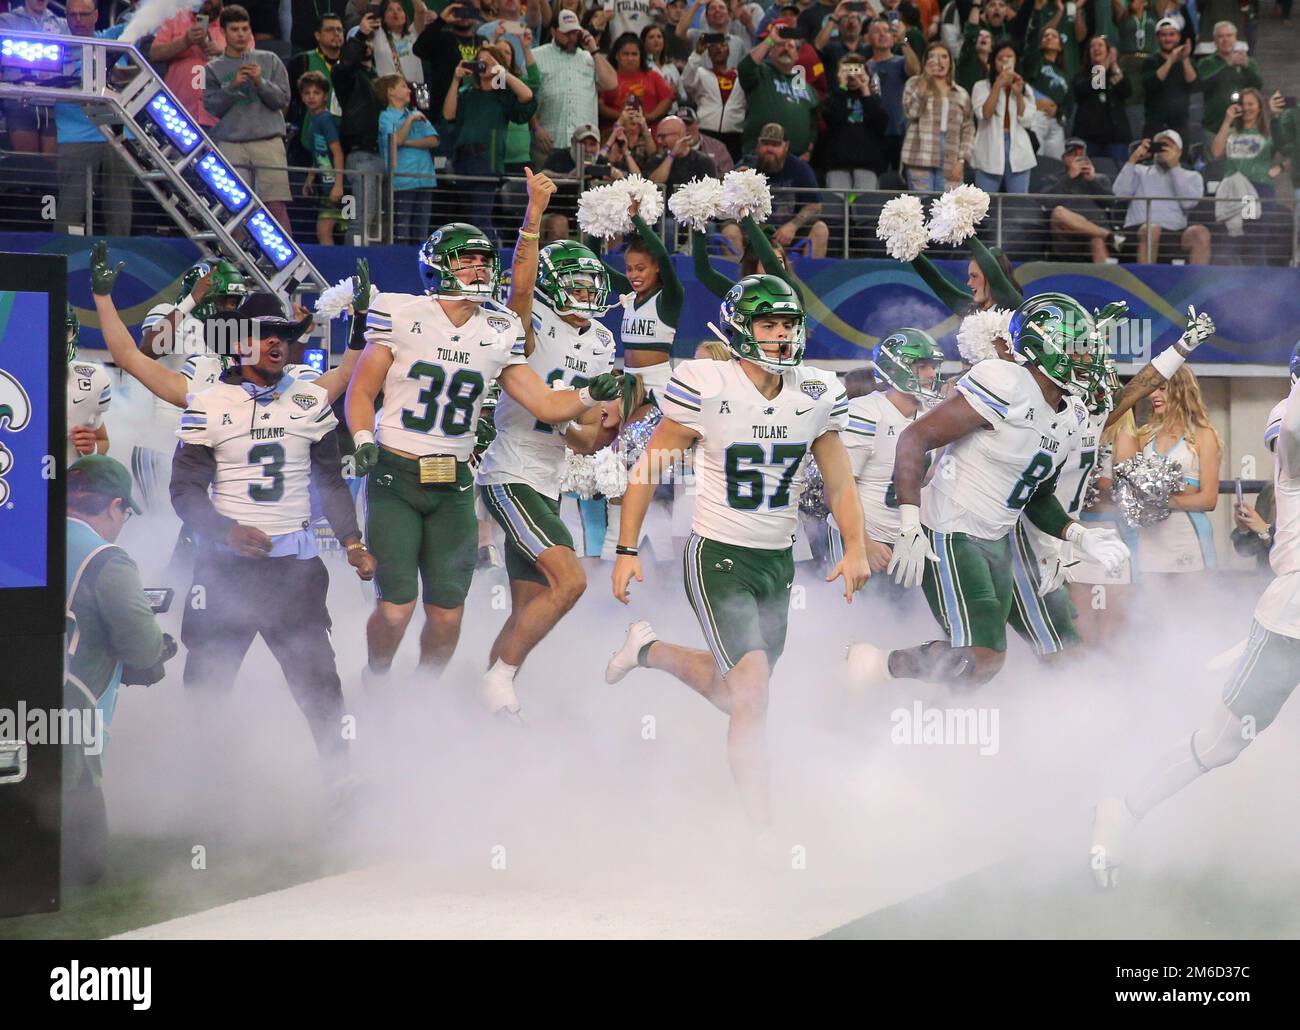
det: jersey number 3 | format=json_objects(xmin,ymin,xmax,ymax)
[
  {"xmin": 401, "ymin": 361, "xmax": 485, "ymax": 436},
  {"xmin": 725, "ymin": 443, "xmax": 807, "ymax": 511}
]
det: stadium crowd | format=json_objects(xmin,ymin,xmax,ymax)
[{"xmin": 0, "ymin": 0, "xmax": 1297, "ymax": 262}]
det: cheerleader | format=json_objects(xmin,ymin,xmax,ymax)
[
  {"xmin": 911, "ymin": 234, "xmax": 1022, "ymax": 323},
  {"xmin": 692, "ymin": 214, "xmax": 803, "ymax": 302},
  {"xmin": 1116, "ymin": 366, "xmax": 1222, "ymax": 585}
]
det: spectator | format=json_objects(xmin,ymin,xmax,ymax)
[
  {"xmin": 150, "ymin": 0, "xmax": 226, "ymax": 129},
  {"xmin": 898, "ymin": 0, "xmax": 927, "ymax": 58},
  {"xmin": 495, "ymin": 37, "xmax": 542, "ymax": 176},
  {"xmin": 608, "ymin": 0, "xmax": 657, "ymax": 40},
  {"xmin": 642, "ymin": 23, "xmax": 684, "ymax": 101},
  {"xmin": 644, "ymin": 114, "xmax": 719, "ymax": 186},
  {"xmin": 414, "ymin": 4, "xmax": 486, "ymax": 148},
  {"xmin": 681, "ymin": 30, "xmax": 748, "ymax": 158},
  {"xmin": 1115, "ymin": 0, "xmax": 1157, "ymax": 102},
  {"xmin": 1197, "ymin": 20, "xmax": 1262, "ymax": 137},
  {"xmin": 605, "ymin": 119, "xmax": 648, "ymax": 174},
  {"xmin": 478, "ymin": 0, "xmax": 531, "ymax": 67},
  {"xmin": 1023, "ymin": 1, "xmax": 1085, "ymax": 80},
  {"xmin": 679, "ymin": 105, "xmax": 735, "ymax": 174},
  {"xmin": 734, "ymin": 122, "xmax": 829, "ymax": 256},
  {"xmin": 971, "ymin": 42, "xmax": 1037, "ymax": 193},
  {"xmin": 824, "ymin": 52, "xmax": 890, "ymax": 225},
  {"xmin": 738, "ymin": 25, "xmax": 821, "ymax": 157},
  {"xmin": 1271, "ymin": 90, "xmax": 1300, "ymax": 203},
  {"xmin": 600, "ymin": 32, "xmax": 677, "ymax": 132},
  {"xmin": 1072, "ymin": 34, "xmax": 1132, "ymax": 164},
  {"xmin": 1024, "ymin": 25, "xmax": 1071, "ymax": 158},
  {"xmin": 373, "ymin": 0, "xmax": 430, "ymax": 91},
  {"xmin": 64, "ymin": 455, "xmax": 166, "ymax": 885},
  {"xmin": 286, "ymin": 13, "xmax": 345, "ymax": 160},
  {"xmin": 56, "ymin": 0, "xmax": 132, "ymax": 237},
  {"xmin": 1113, "ymin": 129, "xmax": 1210, "ymax": 262},
  {"xmin": 814, "ymin": 1, "xmax": 870, "ymax": 86},
  {"xmin": 332, "ymin": 12, "xmax": 384, "ymax": 243},
  {"xmin": 1196, "ymin": 0, "xmax": 1258, "ymax": 50},
  {"xmin": 975, "ymin": 0, "xmax": 1033, "ymax": 50},
  {"xmin": 291, "ymin": 0, "xmax": 350, "ymax": 51},
  {"xmin": 797, "ymin": 0, "xmax": 839, "ymax": 42},
  {"xmin": 530, "ymin": 10, "xmax": 619, "ymax": 158},
  {"xmin": 956, "ymin": 16, "xmax": 994, "ymax": 93},
  {"xmin": 442, "ymin": 44, "xmax": 537, "ymax": 241},
  {"xmin": 1140, "ymin": 16, "xmax": 1195, "ymax": 137},
  {"xmin": 616, "ymin": 99, "xmax": 658, "ymax": 166},
  {"xmin": 1231, "ymin": 481, "xmax": 1275, "ymax": 571},
  {"xmin": 1039, "ymin": 137, "xmax": 1124, "ymax": 260},
  {"xmin": 678, "ymin": 0, "xmax": 751, "ymax": 66},
  {"xmin": 203, "ymin": 4, "xmax": 293, "ymax": 232},
  {"xmin": 300, "ymin": 70, "xmax": 347, "ymax": 245},
  {"xmin": 0, "ymin": 0, "xmax": 66, "ymax": 154},
  {"xmin": 901, "ymin": 42, "xmax": 975, "ymax": 191},
  {"xmin": 378, "ymin": 73, "xmax": 438, "ymax": 243},
  {"xmin": 1212, "ymin": 88, "xmax": 1279, "ymax": 195},
  {"xmin": 866, "ymin": 15, "xmax": 920, "ymax": 170},
  {"xmin": 662, "ymin": 0, "xmax": 698, "ymax": 63}
]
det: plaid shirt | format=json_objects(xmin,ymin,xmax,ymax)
[{"xmin": 900, "ymin": 78, "xmax": 975, "ymax": 172}]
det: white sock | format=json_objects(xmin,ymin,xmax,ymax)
[{"xmin": 486, "ymin": 659, "xmax": 518, "ymax": 682}]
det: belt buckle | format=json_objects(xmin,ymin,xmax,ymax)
[{"xmin": 418, "ymin": 454, "xmax": 457, "ymax": 485}]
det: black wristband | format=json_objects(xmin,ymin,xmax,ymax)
[
  {"xmin": 615, "ymin": 545, "xmax": 639, "ymax": 556},
  {"xmin": 348, "ymin": 311, "xmax": 367, "ymax": 350}
]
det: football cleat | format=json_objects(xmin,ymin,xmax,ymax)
[
  {"xmin": 606, "ymin": 620, "xmax": 657, "ymax": 684},
  {"xmin": 845, "ymin": 641, "xmax": 893, "ymax": 690},
  {"xmin": 481, "ymin": 667, "xmax": 522, "ymax": 717},
  {"xmin": 1090, "ymin": 796, "xmax": 1137, "ymax": 889}
]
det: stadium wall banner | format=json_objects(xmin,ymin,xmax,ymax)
[{"xmin": 19, "ymin": 233, "xmax": 1297, "ymax": 368}]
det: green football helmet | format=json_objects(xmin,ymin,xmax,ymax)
[
  {"xmin": 718, "ymin": 274, "xmax": 806, "ymax": 370},
  {"xmin": 1085, "ymin": 351, "xmax": 1121, "ymax": 416},
  {"xmin": 1008, "ymin": 292, "xmax": 1101, "ymax": 398},
  {"xmin": 66, "ymin": 303, "xmax": 80, "ymax": 364},
  {"xmin": 176, "ymin": 259, "xmax": 248, "ymax": 320},
  {"xmin": 536, "ymin": 240, "xmax": 611, "ymax": 316},
  {"xmin": 419, "ymin": 223, "xmax": 500, "ymax": 301},
  {"xmin": 874, "ymin": 328, "xmax": 945, "ymax": 402}
]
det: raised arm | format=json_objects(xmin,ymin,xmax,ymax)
[
  {"xmin": 314, "ymin": 258, "xmax": 371, "ymax": 403},
  {"xmin": 909, "ymin": 253, "xmax": 974, "ymax": 315},
  {"xmin": 1105, "ymin": 306, "xmax": 1215, "ymax": 429},
  {"xmin": 691, "ymin": 229, "xmax": 740, "ymax": 299},
  {"xmin": 507, "ymin": 168, "xmax": 556, "ymax": 355},
  {"xmin": 969, "ymin": 236, "xmax": 1023, "ymax": 308}
]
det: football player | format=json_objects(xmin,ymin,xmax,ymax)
[
  {"xmin": 474, "ymin": 238, "xmax": 618, "ymax": 717},
  {"xmin": 65, "ymin": 304, "xmax": 112, "ymax": 467},
  {"xmin": 345, "ymin": 170, "xmax": 621, "ymax": 687},
  {"xmin": 605, "ymin": 275, "xmax": 870, "ymax": 828},
  {"xmin": 169, "ymin": 304, "xmax": 377, "ymax": 801},
  {"xmin": 845, "ymin": 294, "xmax": 1131, "ymax": 689},
  {"xmin": 1091, "ymin": 347, "xmax": 1300, "ymax": 887}
]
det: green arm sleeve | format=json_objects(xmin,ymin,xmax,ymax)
[
  {"xmin": 632, "ymin": 214, "xmax": 683, "ymax": 326},
  {"xmin": 691, "ymin": 230, "xmax": 738, "ymax": 300},
  {"xmin": 1023, "ymin": 472, "xmax": 1072, "ymax": 540},
  {"xmin": 910, "ymin": 253, "xmax": 973, "ymax": 315},
  {"xmin": 741, "ymin": 215, "xmax": 803, "ymax": 304},
  {"xmin": 969, "ymin": 236, "xmax": 1023, "ymax": 309},
  {"xmin": 601, "ymin": 258, "xmax": 632, "ymax": 296}
]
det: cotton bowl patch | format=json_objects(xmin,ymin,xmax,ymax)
[
  {"xmin": 292, "ymin": 393, "xmax": 318, "ymax": 411},
  {"xmin": 801, "ymin": 380, "xmax": 827, "ymax": 399}
]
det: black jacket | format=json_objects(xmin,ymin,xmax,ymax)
[
  {"xmin": 822, "ymin": 86, "xmax": 889, "ymax": 172},
  {"xmin": 1072, "ymin": 67, "xmax": 1133, "ymax": 145},
  {"xmin": 413, "ymin": 21, "xmax": 481, "ymax": 122},
  {"xmin": 332, "ymin": 34, "xmax": 381, "ymax": 153}
]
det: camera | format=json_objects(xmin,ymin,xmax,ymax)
[
  {"xmin": 702, "ymin": 32, "xmax": 726, "ymax": 45},
  {"xmin": 1229, "ymin": 91, "xmax": 1242, "ymax": 106},
  {"xmin": 776, "ymin": 25, "xmax": 801, "ymax": 39},
  {"xmin": 463, "ymin": 59, "xmax": 489, "ymax": 74}
]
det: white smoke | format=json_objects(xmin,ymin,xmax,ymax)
[{"xmin": 119, "ymin": 0, "xmax": 203, "ymax": 45}]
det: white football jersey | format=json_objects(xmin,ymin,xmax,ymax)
[
  {"xmin": 1021, "ymin": 400, "xmax": 1098, "ymax": 562},
  {"xmin": 142, "ymin": 302, "xmax": 207, "ymax": 441},
  {"xmin": 842, "ymin": 390, "xmax": 917, "ymax": 544},
  {"xmin": 284, "ymin": 361, "xmax": 323, "ymax": 383},
  {"xmin": 923, "ymin": 359, "xmax": 1079, "ymax": 540},
  {"xmin": 661, "ymin": 358, "xmax": 849, "ymax": 550},
  {"xmin": 477, "ymin": 296, "xmax": 616, "ymax": 497},
  {"xmin": 182, "ymin": 353, "xmax": 228, "ymax": 392},
  {"xmin": 1255, "ymin": 389, "xmax": 1300, "ymax": 636},
  {"xmin": 176, "ymin": 376, "xmax": 336, "ymax": 534},
  {"xmin": 620, "ymin": 289, "xmax": 676, "ymax": 354},
  {"xmin": 366, "ymin": 293, "xmax": 526, "ymax": 460},
  {"xmin": 66, "ymin": 360, "xmax": 112, "ymax": 466}
]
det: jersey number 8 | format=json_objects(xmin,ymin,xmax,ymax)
[
  {"xmin": 402, "ymin": 360, "xmax": 485, "ymax": 436},
  {"xmin": 1005, "ymin": 451, "xmax": 1056, "ymax": 510}
]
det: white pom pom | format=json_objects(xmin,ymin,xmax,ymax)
[
  {"xmin": 313, "ymin": 279, "xmax": 380, "ymax": 321},
  {"xmin": 577, "ymin": 180, "xmax": 634, "ymax": 239},
  {"xmin": 718, "ymin": 168, "xmax": 772, "ymax": 222},
  {"xmin": 926, "ymin": 184, "xmax": 990, "ymax": 246},
  {"xmin": 875, "ymin": 193, "xmax": 929, "ymax": 262},
  {"xmin": 593, "ymin": 446, "xmax": 629, "ymax": 499},
  {"xmin": 956, "ymin": 308, "xmax": 1013, "ymax": 363},
  {"xmin": 561, "ymin": 451, "xmax": 599, "ymax": 498},
  {"xmin": 668, "ymin": 176, "xmax": 723, "ymax": 232},
  {"xmin": 621, "ymin": 174, "xmax": 664, "ymax": 225}
]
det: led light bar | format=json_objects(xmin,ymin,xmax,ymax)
[
  {"xmin": 247, "ymin": 210, "xmax": 296, "ymax": 270},
  {"xmin": 196, "ymin": 152, "xmax": 249, "ymax": 213},
  {"xmin": 0, "ymin": 36, "xmax": 63, "ymax": 70},
  {"xmin": 144, "ymin": 93, "xmax": 200, "ymax": 154}
]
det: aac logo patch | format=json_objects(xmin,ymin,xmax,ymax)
[
  {"xmin": 801, "ymin": 380, "xmax": 827, "ymax": 399},
  {"xmin": 486, "ymin": 316, "xmax": 512, "ymax": 333},
  {"xmin": 291, "ymin": 393, "xmax": 318, "ymax": 411}
]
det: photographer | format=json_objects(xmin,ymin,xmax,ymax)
[
  {"xmin": 901, "ymin": 42, "xmax": 974, "ymax": 191},
  {"xmin": 681, "ymin": 31, "xmax": 747, "ymax": 160},
  {"xmin": 826, "ymin": 52, "xmax": 890, "ymax": 201},
  {"xmin": 64, "ymin": 456, "xmax": 170, "ymax": 885},
  {"xmin": 971, "ymin": 41, "xmax": 1037, "ymax": 193},
  {"xmin": 814, "ymin": 1, "xmax": 871, "ymax": 85},
  {"xmin": 1114, "ymin": 129, "xmax": 1210, "ymax": 262},
  {"xmin": 645, "ymin": 114, "xmax": 718, "ymax": 186}
]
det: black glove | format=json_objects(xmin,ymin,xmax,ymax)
[{"xmin": 121, "ymin": 633, "xmax": 177, "ymax": 687}]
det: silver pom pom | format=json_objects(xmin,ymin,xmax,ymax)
[
  {"xmin": 1081, "ymin": 444, "xmax": 1108, "ymax": 513},
  {"xmin": 618, "ymin": 407, "xmax": 662, "ymax": 470},
  {"xmin": 799, "ymin": 457, "xmax": 828, "ymax": 519},
  {"xmin": 1112, "ymin": 451, "xmax": 1185, "ymax": 527}
]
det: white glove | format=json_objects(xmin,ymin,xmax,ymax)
[
  {"xmin": 1037, "ymin": 540, "xmax": 1074, "ymax": 597},
  {"xmin": 886, "ymin": 504, "xmax": 937, "ymax": 589},
  {"xmin": 1065, "ymin": 523, "xmax": 1129, "ymax": 577},
  {"xmin": 1178, "ymin": 304, "xmax": 1215, "ymax": 352}
]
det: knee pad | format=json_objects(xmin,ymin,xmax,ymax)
[{"xmin": 1191, "ymin": 705, "xmax": 1251, "ymax": 772}]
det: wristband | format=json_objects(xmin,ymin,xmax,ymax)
[
  {"xmin": 353, "ymin": 430, "xmax": 375, "ymax": 448},
  {"xmin": 518, "ymin": 228, "xmax": 540, "ymax": 240},
  {"xmin": 346, "ymin": 541, "xmax": 368, "ymax": 552},
  {"xmin": 348, "ymin": 313, "xmax": 368, "ymax": 349},
  {"xmin": 176, "ymin": 293, "xmax": 198, "ymax": 317},
  {"xmin": 615, "ymin": 545, "xmax": 639, "ymax": 556},
  {"xmin": 577, "ymin": 386, "xmax": 599, "ymax": 406},
  {"xmin": 1151, "ymin": 346, "xmax": 1186, "ymax": 381},
  {"xmin": 897, "ymin": 503, "xmax": 921, "ymax": 532}
]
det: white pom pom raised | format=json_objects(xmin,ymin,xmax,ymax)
[
  {"xmin": 313, "ymin": 278, "xmax": 379, "ymax": 320},
  {"xmin": 718, "ymin": 168, "xmax": 772, "ymax": 222},
  {"xmin": 956, "ymin": 307, "xmax": 1012, "ymax": 364},
  {"xmin": 577, "ymin": 177, "xmax": 664, "ymax": 239},
  {"xmin": 875, "ymin": 193, "xmax": 929, "ymax": 262},
  {"xmin": 926, "ymin": 184, "xmax": 990, "ymax": 246},
  {"xmin": 668, "ymin": 176, "xmax": 723, "ymax": 233}
]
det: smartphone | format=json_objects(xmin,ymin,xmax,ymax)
[
  {"xmin": 701, "ymin": 32, "xmax": 726, "ymax": 45},
  {"xmin": 143, "ymin": 588, "xmax": 174, "ymax": 615},
  {"xmin": 1235, "ymin": 479, "xmax": 1245, "ymax": 507},
  {"xmin": 846, "ymin": 1, "xmax": 868, "ymax": 9},
  {"xmin": 303, "ymin": 347, "xmax": 328, "ymax": 376},
  {"xmin": 1233, "ymin": 40, "xmax": 1249, "ymax": 53},
  {"xmin": 1065, "ymin": 2, "xmax": 1076, "ymax": 16},
  {"xmin": 1229, "ymin": 91, "xmax": 1242, "ymax": 106},
  {"xmin": 195, "ymin": 13, "xmax": 209, "ymax": 32},
  {"xmin": 777, "ymin": 25, "xmax": 802, "ymax": 39}
]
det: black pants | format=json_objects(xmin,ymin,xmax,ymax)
[{"xmin": 182, "ymin": 550, "xmax": 346, "ymax": 764}]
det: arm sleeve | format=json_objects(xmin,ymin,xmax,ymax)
[
  {"xmin": 970, "ymin": 236, "xmax": 1023, "ymax": 308},
  {"xmin": 1023, "ymin": 471, "xmax": 1072, "ymax": 538},
  {"xmin": 169, "ymin": 442, "xmax": 238, "ymax": 541},
  {"xmin": 1279, "ymin": 382, "xmax": 1300, "ymax": 477},
  {"xmin": 633, "ymin": 214, "xmax": 683, "ymax": 326},
  {"xmin": 691, "ymin": 229, "xmax": 738, "ymax": 299},
  {"xmin": 738, "ymin": 54, "xmax": 760, "ymax": 92},
  {"xmin": 94, "ymin": 555, "xmax": 165, "ymax": 670},
  {"xmin": 310, "ymin": 433, "xmax": 361, "ymax": 541},
  {"xmin": 601, "ymin": 259, "xmax": 632, "ymax": 296},
  {"xmin": 741, "ymin": 215, "xmax": 803, "ymax": 302},
  {"xmin": 910, "ymin": 253, "xmax": 973, "ymax": 315}
]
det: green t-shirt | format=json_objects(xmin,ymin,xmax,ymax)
[
  {"xmin": 738, "ymin": 55, "xmax": 820, "ymax": 156},
  {"xmin": 452, "ymin": 82, "xmax": 538, "ymax": 173},
  {"xmin": 503, "ymin": 64, "xmax": 542, "ymax": 168},
  {"xmin": 1197, "ymin": 54, "xmax": 1263, "ymax": 132},
  {"xmin": 1222, "ymin": 128, "xmax": 1274, "ymax": 185},
  {"xmin": 1117, "ymin": 12, "xmax": 1157, "ymax": 55}
]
